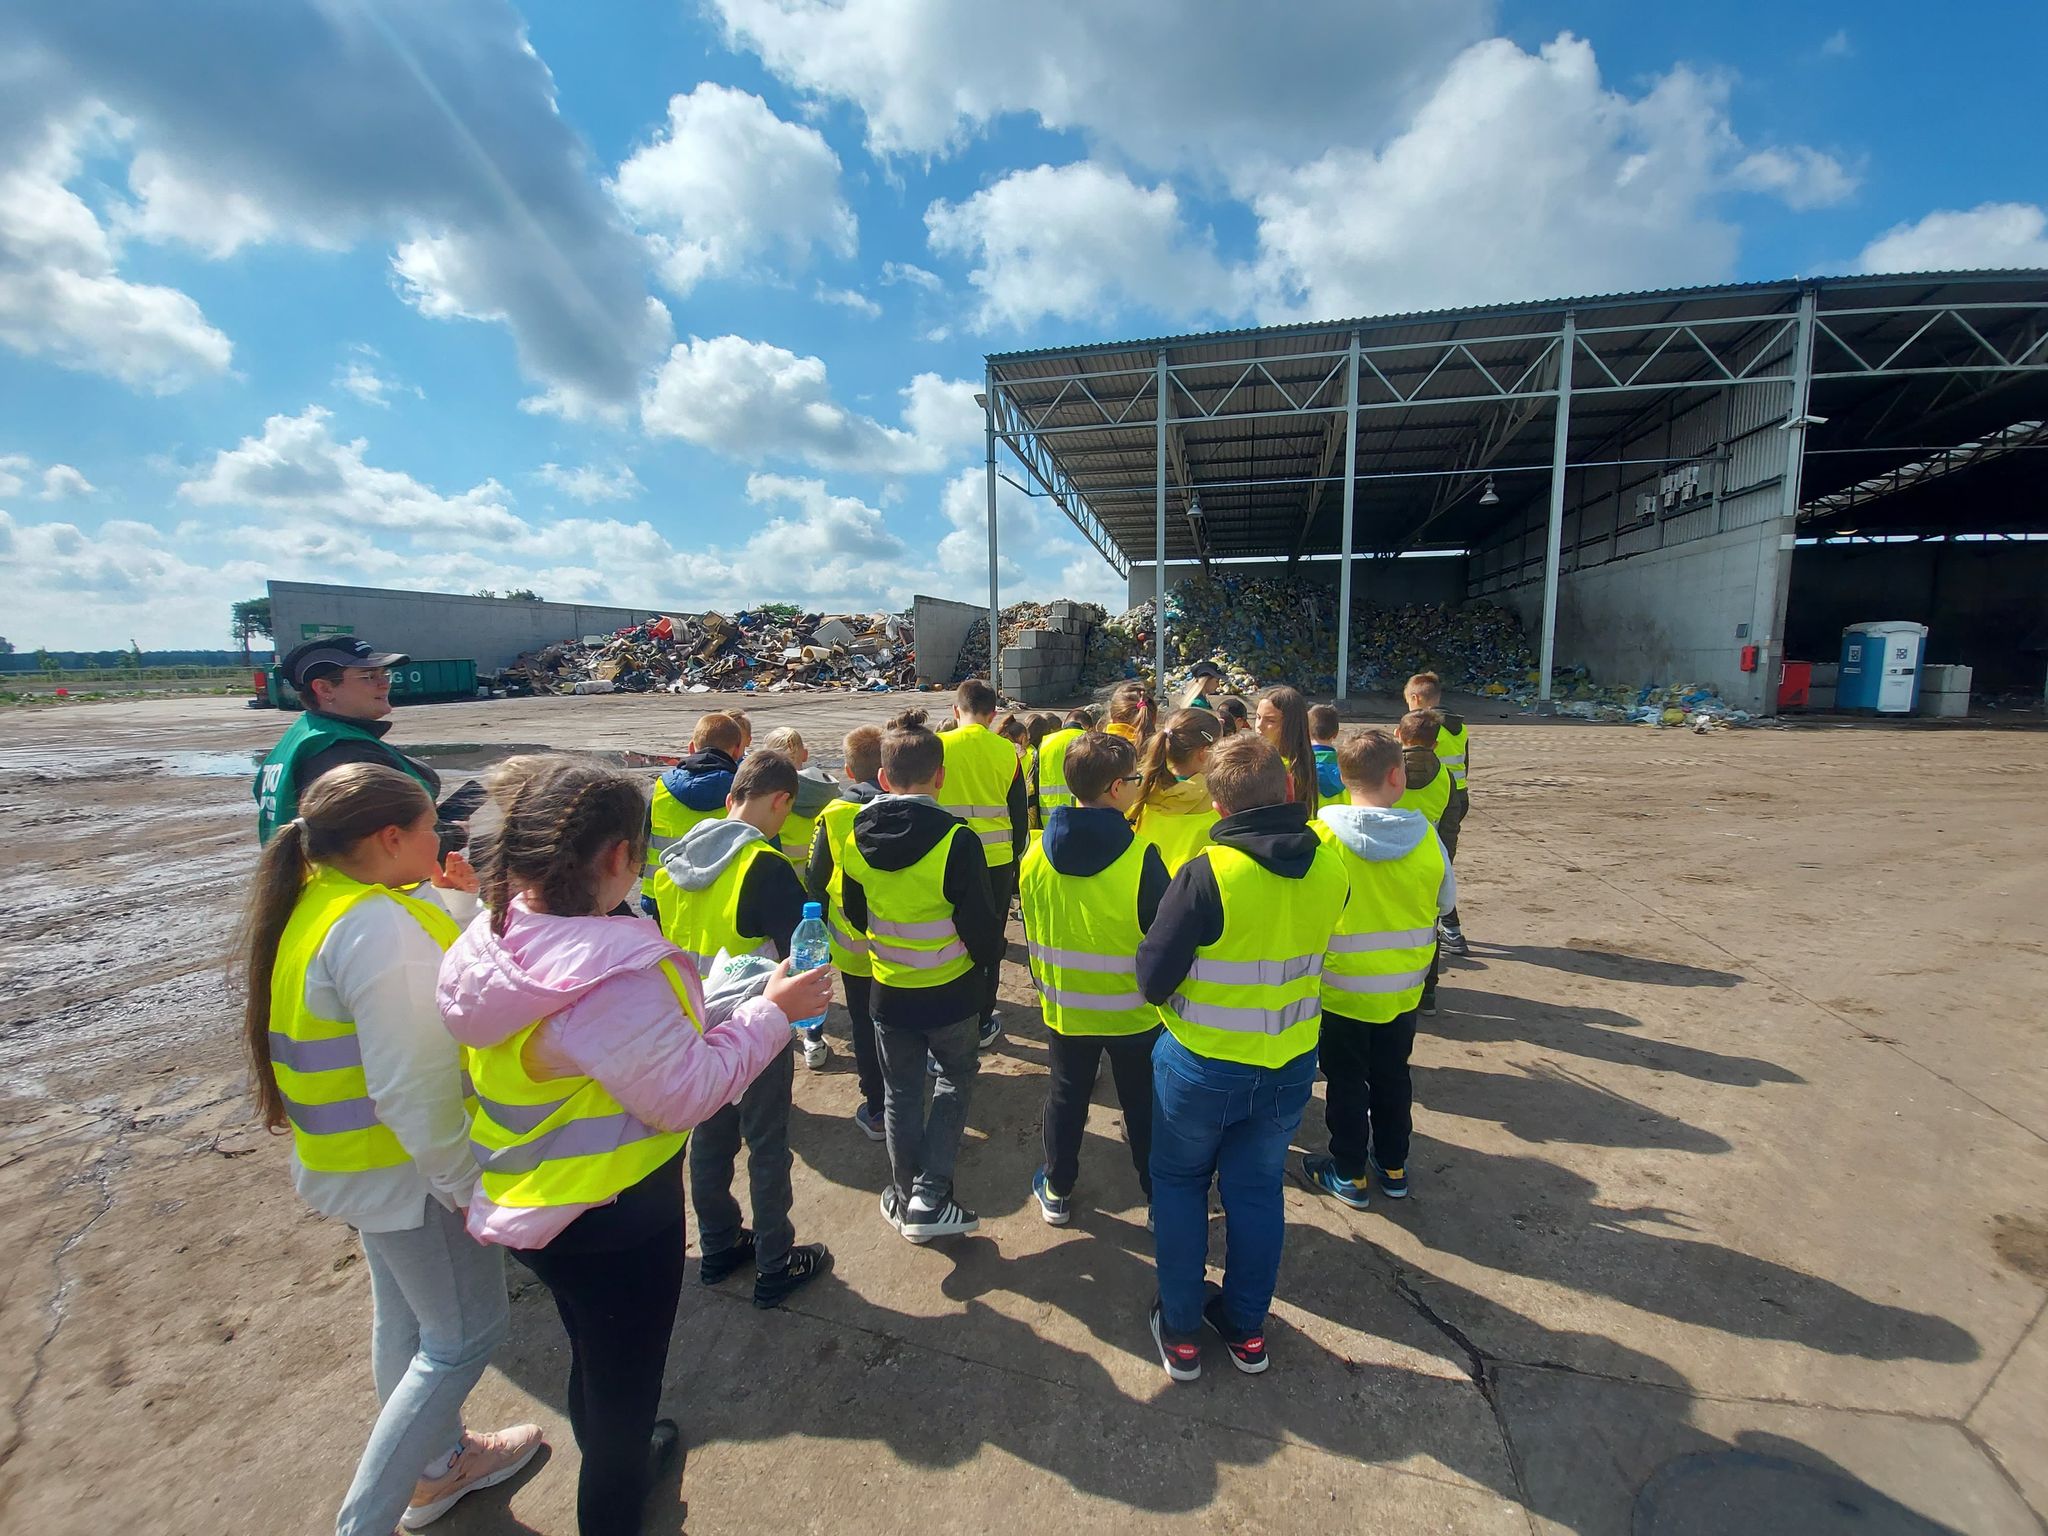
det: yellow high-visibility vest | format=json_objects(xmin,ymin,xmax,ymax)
[
  {"xmin": 645, "ymin": 779, "xmax": 723, "ymax": 889},
  {"xmin": 1036, "ymin": 728, "xmax": 1084, "ymax": 815},
  {"xmin": 269, "ymin": 867, "xmax": 462, "ymax": 1174},
  {"xmin": 1398, "ymin": 763, "xmax": 1451, "ymax": 826},
  {"xmin": 938, "ymin": 722, "xmax": 1020, "ymax": 867},
  {"xmin": 1019, "ymin": 836, "xmax": 1158, "ymax": 1037},
  {"xmin": 815, "ymin": 797, "xmax": 872, "ymax": 978},
  {"xmin": 843, "ymin": 821, "xmax": 977, "ymax": 989},
  {"xmin": 1314, "ymin": 818, "xmax": 1443, "ymax": 1024},
  {"xmin": 465, "ymin": 961, "xmax": 697, "ymax": 1210},
  {"xmin": 1437, "ymin": 722, "xmax": 1470, "ymax": 790},
  {"xmin": 1160, "ymin": 843, "xmax": 1347, "ymax": 1068},
  {"xmin": 1132, "ymin": 800, "xmax": 1219, "ymax": 874},
  {"xmin": 651, "ymin": 835, "xmax": 783, "ymax": 978}
]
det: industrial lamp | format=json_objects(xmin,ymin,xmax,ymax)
[{"xmin": 1478, "ymin": 475, "xmax": 1500, "ymax": 506}]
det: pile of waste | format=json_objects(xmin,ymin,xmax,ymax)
[
  {"xmin": 1524, "ymin": 671, "xmax": 1755, "ymax": 727},
  {"xmin": 950, "ymin": 601, "xmax": 1108, "ymax": 683},
  {"xmin": 494, "ymin": 609, "xmax": 913, "ymax": 697}
]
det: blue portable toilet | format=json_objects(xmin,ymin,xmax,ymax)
[{"xmin": 1838, "ymin": 621, "xmax": 1928, "ymax": 714}]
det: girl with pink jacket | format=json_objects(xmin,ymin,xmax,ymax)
[{"xmin": 438, "ymin": 760, "xmax": 829, "ymax": 1536}]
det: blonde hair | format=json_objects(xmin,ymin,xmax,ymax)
[
  {"xmin": 1131, "ymin": 708, "xmax": 1221, "ymax": 821},
  {"xmin": 1405, "ymin": 671, "xmax": 1442, "ymax": 704},
  {"xmin": 762, "ymin": 726, "xmax": 805, "ymax": 757}
]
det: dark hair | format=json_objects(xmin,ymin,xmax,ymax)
[
  {"xmin": 995, "ymin": 713, "xmax": 1028, "ymax": 746},
  {"xmin": 881, "ymin": 708, "xmax": 944, "ymax": 787},
  {"xmin": 1308, "ymin": 703, "xmax": 1339, "ymax": 740},
  {"xmin": 692, "ymin": 712, "xmax": 742, "ymax": 754},
  {"xmin": 956, "ymin": 677, "xmax": 998, "ymax": 716},
  {"xmin": 1207, "ymin": 734, "xmax": 1290, "ymax": 815},
  {"xmin": 1028, "ymin": 712, "xmax": 1059, "ymax": 749},
  {"xmin": 234, "ymin": 764, "xmax": 436, "ymax": 1132},
  {"xmin": 1215, "ymin": 697, "xmax": 1250, "ymax": 734},
  {"xmin": 1337, "ymin": 727, "xmax": 1403, "ymax": 791},
  {"xmin": 1107, "ymin": 681, "xmax": 1154, "ymax": 745},
  {"xmin": 1257, "ymin": 686, "xmax": 1318, "ymax": 806},
  {"xmin": 1397, "ymin": 708, "xmax": 1442, "ymax": 749},
  {"xmin": 842, "ymin": 725, "xmax": 882, "ymax": 785},
  {"xmin": 481, "ymin": 758, "xmax": 649, "ymax": 933},
  {"xmin": 1063, "ymin": 705, "xmax": 1099, "ymax": 729},
  {"xmin": 1064, "ymin": 731, "xmax": 1137, "ymax": 803},
  {"xmin": 1132, "ymin": 707, "xmax": 1221, "ymax": 820},
  {"xmin": 732, "ymin": 748, "xmax": 799, "ymax": 802}
]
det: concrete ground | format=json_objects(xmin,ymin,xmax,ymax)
[{"xmin": 0, "ymin": 691, "xmax": 2043, "ymax": 1535}]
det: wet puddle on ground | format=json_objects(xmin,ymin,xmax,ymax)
[{"xmin": 161, "ymin": 751, "xmax": 261, "ymax": 778}]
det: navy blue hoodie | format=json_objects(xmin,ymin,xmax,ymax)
[
  {"xmin": 662, "ymin": 747, "xmax": 738, "ymax": 811},
  {"xmin": 1039, "ymin": 806, "xmax": 1170, "ymax": 931}
]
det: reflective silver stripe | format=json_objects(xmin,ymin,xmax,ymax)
[
  {"xmin": 1185, "ymin": 954, "xmax": 1323, "ymax": 987},
  {"xmin": 870, "ymin": 937, "xmax": 969, "ymax": 967},
  {"xmin": 469, "ymin": 1110, "xmax": 668, "ymax": 1177},
  {"xmin": 977, "ymin": 829, "xmax": 1012, "ymax": 847},
  {"xmin": 870, "ymin": 916, "xmax": 957, "ymax": 941},
  {"xmin": 1168, "ymin": 992, "xmax": 1323, "ymax": 1035},
  {"xmin": 269, "ymin": 1031, "xmax": 362, "ymax": 1073},
  {"xmin": 1037, "ymin": 979, "xmax": 1148, "ymax": 1013},
  {"xmin": 283, "ymin": 1094, "xmax": 382, "ymax": 1135},
  {"xmin": 826, "ymin": 916, "xmax": 870, "ymax": 954},
  {"xmin": 1325, "ymin": 967, "xmax": 1432, "ymax": 996},
  {"xmin": 1438, "ymin": 752, "xmax": 1466, "ymax": 765},
  {"xmin": 473, "ymin": 1089, "xmax": 575, "ymax": 1135},
  {"xmin": 1027, "ymin": 941, "xmax": 1130, "ymax": 975},
  {"xmin": 1328, "ymin": 927, "xmax": 1438, "ymax": 954},
  {"xmin": 947, "ymin": 803, "xmax": 1008, "ymax": 820},
  {"xmin": 649, "ymin": 833, "xmax": 681, "ymax": 852}
]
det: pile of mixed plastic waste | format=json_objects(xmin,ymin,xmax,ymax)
[
  {"xmin": 1523, "ymin": 669, "xmax": 1755, "ymax": 727},
  {"xmin": 495, "ymin": 609, "xmax": 914, "ymax": 697}
]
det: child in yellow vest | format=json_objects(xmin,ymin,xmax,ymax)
[
  {"xmin": 806, "ymin": 725, "xmax": 886, "ymax": 1138},
  {"xmin": 1021, "ymin": 732, "xmax": 1171, "ymax": 1226},
  {"xmin": 644, "ymin": 712, "xmax": 741, "ymax": 903},
  {"xmin": 1129, "ymin": 707, "xmax": 1222, "ymax": 873},
  {"xmin": 235, "ymin": 762, "xmax": 541, "ymax": 1533},
  {"xmin": 1301, "ymin": 729, "xmax": 1456, "ymax": 1209},
  {"xmin": 1308, "ymin": 701, "xmax": 1343, "ymax": 804},
  {"xmin": 1406, "ymin": 672, "xmax": 1470, "ymax": 956},
  {"xmin": 761, "ymin": 725, "xmax": 838, "ymax": 873},
  {"xmin": 938, "ymin": 677, "xmax": 1029, "ymax": 1048}
]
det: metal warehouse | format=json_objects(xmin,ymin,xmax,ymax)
[{"xmin": 977, "ymin": 271, "xmax": 2048, "ymax": 712}]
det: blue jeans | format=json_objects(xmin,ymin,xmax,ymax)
[
  {"xmin": 1149, "ymin": 1031, "xmax": 1318, "ymax": 1339},
  {"xmin": 337, "ymin": 1197, "xmax": 510, "ymax": 1536}
]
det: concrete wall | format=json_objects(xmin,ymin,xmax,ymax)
[
  {"xmin": 1000, "ymin": 601, "xmax": 1097, "ymax": 705},
  {"xmin": 268, "ymin": 581, "xmax": 662, "ymax": 673},
  {"xmin": 911, "ymin": 594, "xmax": 985, "ymax": 684},
  {"xmin": 1786, "ymin": 542, "xmax": 2048, "ymax": 692},
  {"xmin": 1126, "ymin": 555, "xmax": 1468, "ymax": 610}
]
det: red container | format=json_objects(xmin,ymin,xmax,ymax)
[{"xmin": 1777, "ymin": 660, "xmax": 1812, "ymax": 710}]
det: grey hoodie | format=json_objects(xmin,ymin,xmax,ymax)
[
  {"xmin": 658, "ymin": 816, "xmax": 807, "ymax": 960},
  {"xmin": 1316, "ymin": 804, "xmax": 1457, "ymax": 916}
]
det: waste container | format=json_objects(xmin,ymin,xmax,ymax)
[
  {"xmin": 1838, "ymin": 622, "xmax": 1927, "ymax": 714},
  {"xmin": 388, "ymin": 659, "xmax": 479, "ymax": 702},
  {"xmin": 1776, "ymin": 661, "xmax": 1812, "ymax": 711}
]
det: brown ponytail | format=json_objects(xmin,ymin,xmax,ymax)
[
  {"xmin": 480, "ymin": 757, "xmax": 651, "ymax": 933},
  {"xmin": 1258, "ymin": 685, "xmax": 1319, "ymax": 807},
  {"xmin": 232, "ymin": 763, "xmax": 436, "ymax": 1132},
  {"xmin": 1130, "ymin": 707, "xmax": 1222, "ymax": 823}
]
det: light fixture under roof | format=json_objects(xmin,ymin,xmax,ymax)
[{"xmin": 1478, "ymin": 475, "xmax": 1500, "ymax": 506}]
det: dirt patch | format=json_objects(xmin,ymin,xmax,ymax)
[{"xmin": 1991, "ymin": 1214, "xmax": 2048, "ymax": 1283}]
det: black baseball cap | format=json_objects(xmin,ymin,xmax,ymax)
[
  {"xmin": 1187, "ymin": 660, "xmax": 1225, "ymax": 680},
  {"xmin": 282, "ymin": 635, "xmax": 409, "ymax": 688}
]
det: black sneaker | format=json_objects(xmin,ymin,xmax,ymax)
[
  {"xmin": 1150, "ymin": 1301, "xmax": 1202, "ymax": 1382},
  {"xmin": 647, "ymin": 1418, "xmax": 684, "ymax": 1482},
  {"xmin": 1203, "ymin": 1285, "xmax": 1269, "ymax": 1374},
  {"xmin": 901, "ymin": 1195, "xmax": 979, "ymax": 1243},
  {"xmin": 977, "ymin": 1015, "xmax": 1002, "ymax": 1049},
  {"xmin": 753, "ymin": 1243, "xmax": 834, "ymax": 1309},
  {"xmin": 879, "ymin": 1186, "xmax": 907, "ymax": 1234},
  {"xmin": 698, "ymin": 1229, "xmax": 755, "ymax": 1287}
]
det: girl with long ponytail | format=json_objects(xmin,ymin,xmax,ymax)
[
  {"xmin": 1129, "ymin": 708, "xmax": 1223, "ymax": 872},
  {"xmin": 233, "ymin": 762, "xmax": 539, "ymax": 1535}
]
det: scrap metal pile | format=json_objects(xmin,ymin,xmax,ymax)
[{"xmin": 495, "ymin": 608, "xmax": 914, "ymax": 697}]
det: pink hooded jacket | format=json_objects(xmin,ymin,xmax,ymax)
[{"xmin": 438, "ymin": 897, "xmax": 789, "ymax": 1249}]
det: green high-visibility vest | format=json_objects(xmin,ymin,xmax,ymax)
[{"xmin": 254, "ymin": 712, "xmax": 433, "ymax": 844}]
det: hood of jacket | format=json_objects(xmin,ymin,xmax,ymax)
[
  {"xmin": 1437, "ymin": 710, "xmax": 1467, "ymax": 734},
  {"xmin": 1042, "ymin": 805, "xmax": 1135, "ymax": 877},
  {"xmin": 838, "ymin": 779, "xmax": 881, "ymax": 805},
  {"xmin": 851, "ymin": 793, "xmax": 958, "ymax": 872},
  {"xmin": 1311, "ymin": 741, "xmax": 1343, "ymax": 797},
  {"xmin": 438, "ymin": 898, "xmax": 679, "ymax": 1047},
  {"xmin": 662, "ymin": 816, "xmax": 769, "ymax": 891},
  {"xmin": 1141, "ymin": 773, "xmax": 1212, "ymax": 817},
  {"xmin": 1316, "ymin": 803, "xmax": 1432, "ymax": 861},
  {"xmin": 1403, "ymin": 744, "xmax": 1443, "ymax": 788},
  {"xmin": 662, "ymin": 747, "xmax": 738, "ymax": 811},
  {"xmin": 792, "ymin": 767, "xmax": 839, "ymax": 817},
  {"xmin": 1210, "ymin": 800, "xmax": 1321, "ymax": 878}
]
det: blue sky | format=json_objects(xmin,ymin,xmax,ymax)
[{"xmin": 4, "ymin": 0, "xmax": 2045, "ymax": 649}]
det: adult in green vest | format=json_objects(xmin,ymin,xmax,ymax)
[{"xmin": 255, "ymin": 636, "xmax": 441, "ymax": 845}]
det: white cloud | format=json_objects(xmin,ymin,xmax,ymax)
[
  {"xmin": 1858, "ymin": 203, "xmax": 2048, "ymax": 274},
  {"xmin": 1821, "ymin": 29, "xmax": 1852, "ymax": 59},
  {"xmin": 881, "ymin": 260, "xmax": 943, "ymax": 291},
  {"xmin": 0, "ymin": 510, "xmax": 273, "ymax": 649},
  {"xmin": 1, "ymin": 454, "xmax": 97, "ymax": 501},
  {"xmin": 119, "ymin": 149, "xmax": 282, "ymax": 258},
  {"xmin": 900, "ymin": 373, "xmax": 983, "ymax": 456},
  {"xmin": 1250, "ymin": 35, "xmax": 1851, "ymax": 321},
  {"xmin": 536, "ymin": 462, "xmax": 642, "ymax": 504},
  {"xmin": 335, "ymin": 352, "xmax": 422, "ymax": 408},
  {"xmin": 708, "ymin": 0, "xmax": 1491, "ymax": 181},
  {"xmin": 641, "ymin": 335, "xmax": 974, "ymax": 474},
  {"xmin": 934, "ymin": 464, "xmax": 1127, "ymax": 610},
  {"xmin": 0, "ymin": 113, "xmax": 232, "ymax": 391},
  {"xmin": 611, "ymin": 83, "xmax": 857, "ymax": 296},
  {"xmin": 178, "ymin": 406, "xmax": 525, "ymax": 539},
  {"xmin": 816, "ymin": 283, "xmax": 882, "ymax": 317},
  {"xmin": 926, "ymin": 162, "xmax": 1243, "ymax": 331}
]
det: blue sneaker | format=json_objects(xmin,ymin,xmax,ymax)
[
  {"xmin": 1369, "ymin": 1155, "xmax": 1410, "ymax": 1200},
  {"xmin": 1031, "ymin": 1167, "xmax": 1071, "ymax": 1226},
  {"xmin": 978, "ymin": 1015, "xmax": 1002, "ymax": 1050},
  {"xmin": 1297, "ymin": 1153, "xmax": 1370, "ymax": 1211},
  {"xmin": 853, "ymin": 1103, "xmax": 885, "ymax": 1142},
  {"xmin": 926, "ymin": 1051, "xmax": 942, "ymax": 1077}
]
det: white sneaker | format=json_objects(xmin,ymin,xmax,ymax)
[
  {"xmin": 801, "ymin": 1029, "xmax": 830, "ymax": 1070},
  {"xmin": 901, "ymin": 1196, "xmax": 979, "ymax": 1244}
]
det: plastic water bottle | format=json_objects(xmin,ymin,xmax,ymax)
[{"xmin": 787, "ymin": 901, "xmax": 832, "ymax": 1033}]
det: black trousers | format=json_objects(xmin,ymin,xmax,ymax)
[
  {"xmin": 688, "ymin": 1044, "xmax": 795, "ymax": 1276},
  {"xmin": 515, "ymin": 1157, "xmax": 687, "ymax": 1536},
  {"xmin": 1042, "ymin": 1026, "xmax": 1160, "ymax": 1198},
  {"xmin": 1319, "ymin": 1011, "xmax": 1419, "ymax": 1180},
  {"xmin": 845, "ymin": 971, "xmax": 881, "ymax": 1113},
  {"xmin": 981, "ymin": 863, "xmax": 1016, "ymax": 1022},
  {"xmin": 1439, "ymin": 789, "xmax": 1466, "ymax": 928}
]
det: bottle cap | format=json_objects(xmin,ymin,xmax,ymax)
[{"xmin": 802, "ymin": 901, "xmax": 823, "ymax": 919}]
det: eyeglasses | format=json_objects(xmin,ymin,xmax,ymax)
[
  {"xmin": 344, "ymin": 667, "xmax": 392, "ymax": 683},
  {"xmin": 1118, "ymin": 773, "xmax": 1143, "ymax": 784}
]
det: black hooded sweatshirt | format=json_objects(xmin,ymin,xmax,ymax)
[
  {"xmin": 842, "ymin": 795, "xmax": 1005, "ymax": 1031},
  {"xmin": 1136, "ymin": 801, "xmax": 1339, "ymax": 1005},
  {"xmin": 803, "ymin": 779, "xmax": 881, "ymax": 900}
]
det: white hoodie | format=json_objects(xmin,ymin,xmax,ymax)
[{"xmin": 1315, "ymin": 804, "xmax": 1458, "ymax": 916}]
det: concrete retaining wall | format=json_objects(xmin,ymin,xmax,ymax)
[
  {"xmin": 268, "ymin": 581, "xmax": 663, "ymax": 673},
  {"xmin": 1000, "ymin": 601, "xmax": 1096, "ymax": 705},
  {"xmin": 911, "ymin": 594, "xmax": 986, "ymax": 685}
]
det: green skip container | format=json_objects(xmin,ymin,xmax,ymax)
[{"xmin": 266, "ymin": 658, "xmax": 477, "ymax": 709}]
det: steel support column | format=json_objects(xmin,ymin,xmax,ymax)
[
  {"xmin": 1154, "ymin": 349, "xmax": 1168, "ymax": 699},
  {"xmin": 984, "ymin": 365, "xmax": 1000, "ymax": 684},
  {"xmin": 1755, "ymin": 289, "xmax": 1817, "ymax": 717},
  {"xmin": 1336, "ymin": 331, "xmax": 1361, "ymax": 700},
  {"xmin": 1537, "ymin": 312, "xmax": 1576, "ymax": 703}
]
